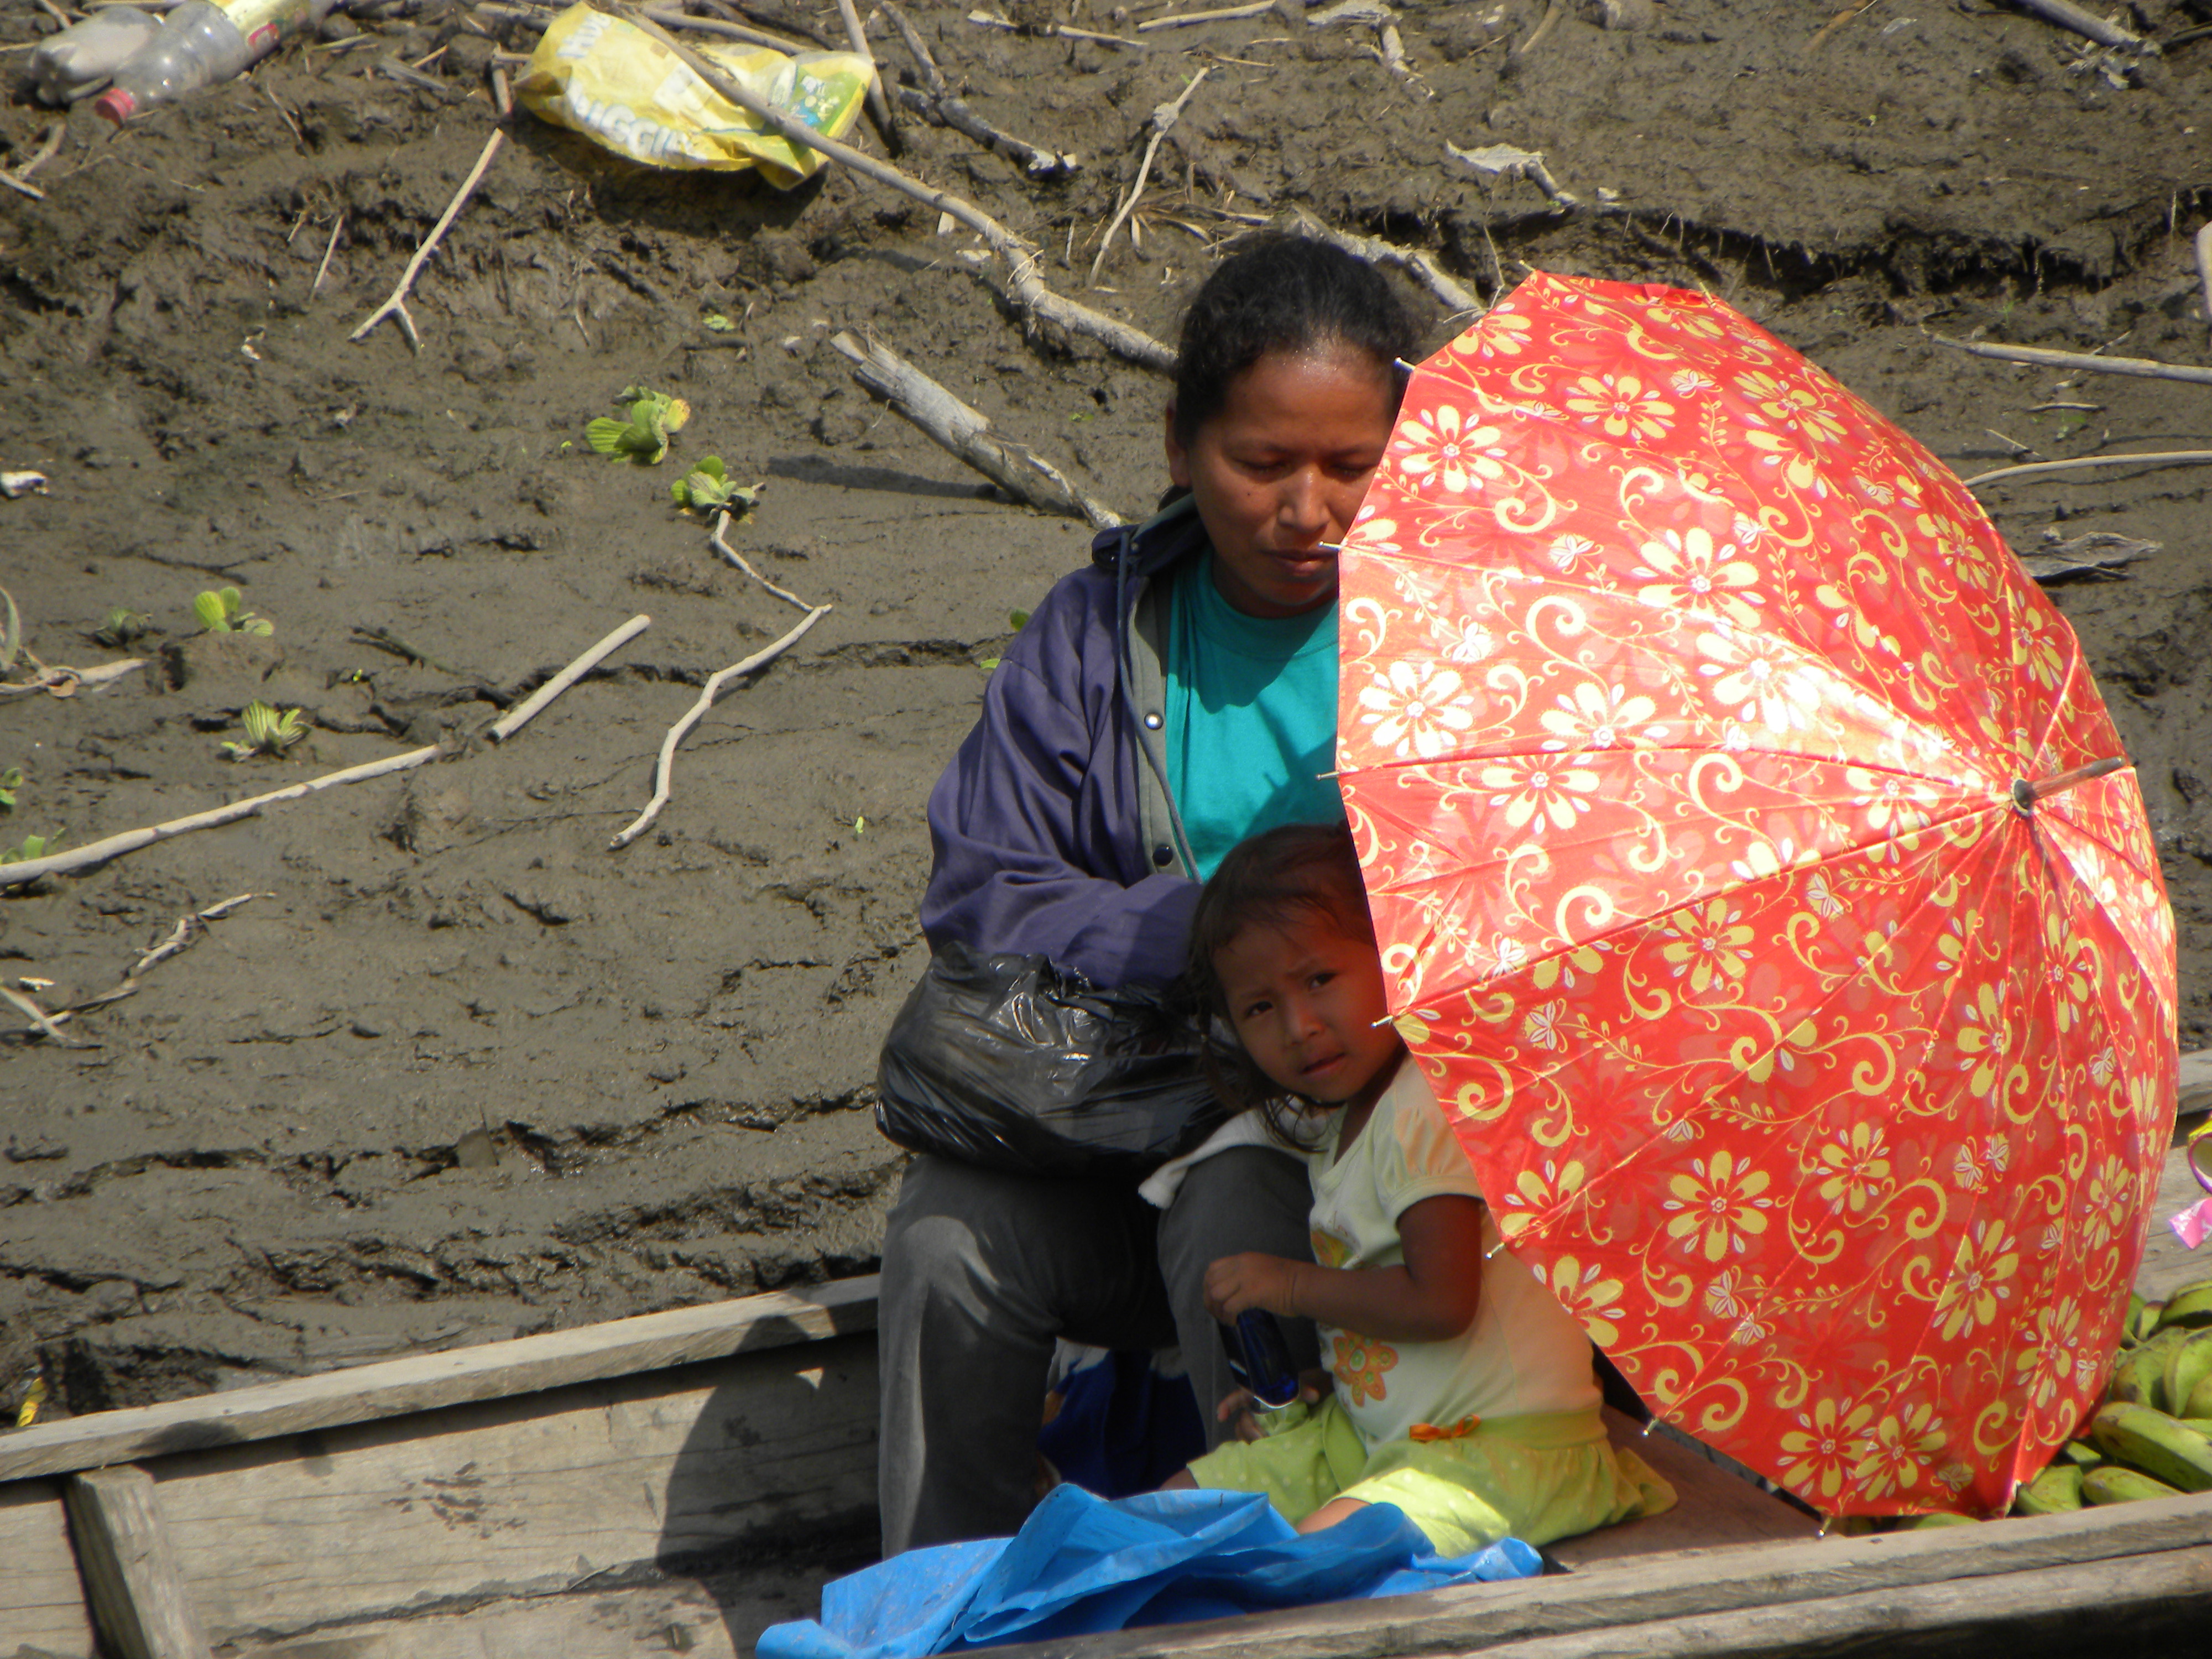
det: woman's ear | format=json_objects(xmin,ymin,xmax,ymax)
[{"xmin": 1163, "ymin": 403, "xmax": 1192, "ymax": 489}]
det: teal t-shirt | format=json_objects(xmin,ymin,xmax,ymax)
[{"xmin": 1164, "ymin": 554, "xmax": 1345, "ymax": 879}]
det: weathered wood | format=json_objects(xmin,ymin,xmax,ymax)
[
  {"xmin": 218, "ymin": 1573, "xmax": 746, "ymax": 1659},
  {"xmin": 150, "ymin": 1333, "xmax": 876, "ymax": 1645},
  {"xmin": 0, "ymin": 1277, "xmax": 878, "ymax": 1483},
  {"xmin": 1546, "ymin": 1411, "xmax": 1819, "ymax": 1572},
  {"xmin": 830, "ymin": 331, "xmax": 1124, "ymax": 528},
  {"xmin": 1444, "ymin": 1543, "xmax": 2212, "ymax": 1656},
  {"xmin": 983, "ymin": 1494, "xmax": 2212, "ymax": 1659},
  {"xmin": 61, "ymin": 1466, "xmax": 210, "ymax": 1659},
  {"xmin": 0, "ymin": 1479, "xmax": 100, "ymax": 1658}
]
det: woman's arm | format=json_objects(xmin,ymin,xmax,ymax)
[
  {"xmin": 1202, "ymin": 1194, "xmax": 1485, "ymax": 1343},
  {"xmin": 920, "ymin": 593, "xmax": 1198, "ymax": 987}
]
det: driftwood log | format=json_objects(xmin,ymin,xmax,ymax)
[{"xmin": 830, "ymin": 332, "xmax": 1124, "ymax": 529}]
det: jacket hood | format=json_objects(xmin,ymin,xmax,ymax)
[{"xmin": 1090, "ymin": 493, "xmax": 1207, "ymax": 585}]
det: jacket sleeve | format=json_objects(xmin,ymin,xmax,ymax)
[{"xmin": 920, "ymin": 635, "xmax": 1199, "ymax": 989}]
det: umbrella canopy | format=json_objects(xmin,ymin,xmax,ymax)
[{"xmin": 1335, "ymin": 272, "xmax": 2178, "ymax": 1517}]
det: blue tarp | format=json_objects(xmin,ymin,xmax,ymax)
[{"xmin": 757, "ymin": 1486, "xmax": 1542, "ymax": 1659}]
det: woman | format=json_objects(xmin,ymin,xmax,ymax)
[{"xmin": 879, "ymin": 236, "xmax": 1423, "ymax": 1553}]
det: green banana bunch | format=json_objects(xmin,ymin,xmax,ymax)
[
  {"xmin": 2083, "ymin": 1465, "xmax": 2183, "ymax": 1505},
  {"xmin": 2090, "ymin": 1402, "xmax": 2212, "ymax": 1492}
]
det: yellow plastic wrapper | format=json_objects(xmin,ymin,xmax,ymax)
[{"xmin": 517, "ymin": 5, "xmax": 871, "ymax": 189}]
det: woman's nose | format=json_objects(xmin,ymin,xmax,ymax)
[{"xmin": 1275, "ymin": 467, "xmax": 1330, "ymax": 537}]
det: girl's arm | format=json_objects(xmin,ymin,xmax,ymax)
[{"xmin": 1203, "ymin": 1194, "xmax": 1485, "ymax": 1343}]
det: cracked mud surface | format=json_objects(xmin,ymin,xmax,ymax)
[{"xmin": 2, "ymin": 1, "xmax": 2209, "ymax": 1420}]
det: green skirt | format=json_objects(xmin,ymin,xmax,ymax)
[{"xmin": 1187, "ymin": 1396, "xmax": 1676, "ymax": 1558}]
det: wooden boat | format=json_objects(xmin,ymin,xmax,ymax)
[{"xmin": 8, "ymin": 1055, "xmax": 2212, "ymax": 1659}]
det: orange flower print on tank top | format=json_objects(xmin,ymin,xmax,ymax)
[{"xmin": 1332, "ymin": 1331, "xmax": 1399, "ymax": 1405}]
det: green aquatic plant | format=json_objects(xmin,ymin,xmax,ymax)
[
  {"xmin": 222, "ymin": 700, "xmax": 309, "ymax": 760},
  {"xmin": 93, "ymin": 606, "xmax": 152, "ymax": 648},
  {"xmin": 195, "ymin": 587, "xmax": 274, "ymax": 637},
  {"xmin": 588, "ymin": 386, "xmax": 691, "ymax": 465},
  {"xmin": 670, "ymin": 457, "xmax": 761, "ymax": 514},
  {"xmin": 1, "ymin": 831, "xmax": 62, "ymax": 865},
  {"xmin": 977, "ymin": 609, "xmax": 1032, "ymax": 674},
  {"xmin": 0, "ymin": 766, "xmax": 20, "ymax": 811}
]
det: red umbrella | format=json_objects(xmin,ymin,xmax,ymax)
[{"xmin": 1335, "ymin": 272, "xmax": 2177, "ymax": 1517}]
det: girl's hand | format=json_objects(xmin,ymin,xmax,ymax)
[
  {"xmin": 1203, "ymin": 1251, "xmax": 1301, "ymax": 1322},
  {"xmin": 1220, "ymin": 1371, "xmax": 1328, "ymax": 1442}
]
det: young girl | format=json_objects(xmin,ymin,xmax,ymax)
[{"xmin": 1164, "ymin": 823, "xmax": 1676, "ymax": 1558}]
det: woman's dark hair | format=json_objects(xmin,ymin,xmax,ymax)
[
  {"xmin": 1171, "ymin": 234, "xmax": 1422, "ymax": 447},
  {"xmin": 1185, "ymin": 820, "xmax": 1389, "ymax": 1146}
]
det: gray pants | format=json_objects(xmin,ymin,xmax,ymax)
[{"xmin": 877, "ymin": 1146, "xmax": 1318, "ymax": 1554}]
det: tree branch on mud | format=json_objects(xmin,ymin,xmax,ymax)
[
  {"xmin": 829, "ymin": 331, "xmax": 1124, "ymax": 529},
  {"xmin": 2006, "ymin": 0, "xmax": 2154, "ymax": 54},
  {"xmin": 883, "ymin": 1, "xmax": 1078, "ymax": 181},
  {"xmin": 3, "ymin": 895, "xmax": 268, "ymax": 1046},
  {"xmin": 0, "ymin": 619, "xmax": 652, "ymax": 889},
  {"xmin": 1961, "ymin": 451, "xmax": 2212, "ymax": 488},
  {"xmin": 1274, "ymin": 206, "xmax": 1482, "ymax": 320},
  {"xmin": 1090, "ymin": 68, "xmax": 1210, "ymax": 286},
  {"xmin": 609, "ymin": 602, "xmax": 831, "ymax": 851},
  {"xmin": 627, "ymin": 14, "xmax": 1176, "ymax": 372},
  {"xmin": 349, "ymin": 71, "xmax": 513, "ymax": 352},
  {"xmin": 1927, "ymin": 333, "xmax": 2212, "ymax": 387}
]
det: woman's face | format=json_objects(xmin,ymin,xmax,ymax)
[{"xmin": 1165, "ymin": 342, "xmax": 1399, "ymax": 619}]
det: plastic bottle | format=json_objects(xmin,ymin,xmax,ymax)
[
  {"xmin": 27, "ymin": 7, "xmax": 165, "ymax": 107},
  {"xmin": 1222, "ymin": 1309, "xmax": 1303, "ymax": 1411},
  {"xmin": 92, "ymin": 0, "xmax": 333, "ymax": 126}
]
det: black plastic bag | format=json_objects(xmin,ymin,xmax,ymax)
[{"xmin": 875, "ymin": 944, "xmax": 1227, "ymax": 1180}]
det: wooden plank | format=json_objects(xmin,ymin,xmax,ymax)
[
  {"xmin": 60, "ymin": 1467, "xmax": 210, "ymax": 1659},
  {"xmin": 987, "ymin": 1493, "xmax": 2212, "ymax": 1659},
  {"xmin": 1443, "ymin": 1542, "xmax": 2212, "ymax": 1656},
  {"xmin": 1546, "ymin": 1411, "xmax": 1821, "ymax": 1571},
  {"xmin": 218, "ymin": 1553, "xmax": 855, "ymax": 1659},
  {"xmin": 0, "ymin": 1276, "xmax": 878, "ymax": 1485},
  {"xmin": 147, "ymin": 1332, "xmax": 877, "ymax": 1646},
  {"xmin": 0, "ymin": 1478, "xmax": 100, "ymax": 1658}
]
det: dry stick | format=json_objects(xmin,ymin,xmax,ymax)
[
  {"xmin": 832, "ymin": 0, "xmax": 899, "ymax": 150},
  {"xmin": 2008, "ymin": 0, "xmax": 2152, "ymax": 53},
  {"xmin": 831, "ymin": 331, "xmax": 1124, "ymax": 528},
  {"xmin": 1279, "ymin": 205, "xmax": 1480, "ymax": 317},
  {"xmin": 1, "ymin": 986, "xmax": 83, "ymax": 1048},
  {"xmin": 1927, "ymin": 333, "xmax": 2212, "ymax": 386},
  {"xmin": 27, "ymin": 894, "xmax": 269, "ymax": 1035},
  {"xmin": 1140, "ymin": 1, "xmax": 1274, "ymax": 29},
  {"xmin": 2197, "ymin": 222, "xmax": 2212, "ymax": 337},
  {"xmin": 608, "ymin": 605, "xmax": 831, "ymax": 850},
  {"xmin": 966, "ymin": 9, "xmax": 1146, "ymax": 49},
  {"xmin": 474, "ymin": 2, "xmax": 812, "ymax": 52},
  {"xmin": 0, "ymin": 658, "xmax": 146, "ymax": 698},
  {"xmin": 0, "ymin": 619, "xmax": 649, "ymax": 888},
  {"xmin": 349, "ymin": 71, "xmax": 512, "ymax": 351},
  {"xmin": 884, "ymin": 1, "xmax": 1079, "ymax": 180},
  {"xmin": 1515, "ymin": 0, "xmax": 1564, "ymax": 57},
  {"xmin": 15, "ymin": 122, "xmax": 65, "ymax": 180},
  {"xmin": 488, "ymin": 613, "xmax": 651, "ymax": 742},
  {"xmin": 311, "ymin": 213, "xmax": 345, "ymax": 298},
  {"xmin": 1089, "ymin": 67, "xmax": 1210, "ymax": 286},
  {"xmin": 628, "ymin": 15, "xmax": 1175, "ymax": 371},
  {"xmin": 709, "ymin": 513, "xmax": 815, "ymax": 612},
  {"xmin": 1962, "ymin": 450, "xmax": 2212, "ymax": 487}
]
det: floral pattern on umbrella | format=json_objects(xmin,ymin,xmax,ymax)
[{"xmin": 1337, "ymin": 272, "xmax": 2178, "ymax": 1517}]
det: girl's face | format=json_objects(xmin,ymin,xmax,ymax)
[
  {"xmin": 1214, "ymin": 905, "xmax": 1402, "ymax": 1109},
  {"xmin": 1165, "ymin": 342, "xmax": 1399, "ymax": 619}
]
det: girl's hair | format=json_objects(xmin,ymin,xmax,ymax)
[
  {"xmin": 1186, "ymin": 821, "xmax": 1383, "ymax": 1145},
  {"xmin": 1171, "ymin": 234, "xmax": 1422, "ymax": 448}
]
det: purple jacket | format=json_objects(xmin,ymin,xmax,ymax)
[{"xmin": 921, "ymin": 499, "xmax": 1209, "ymax": 988}]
